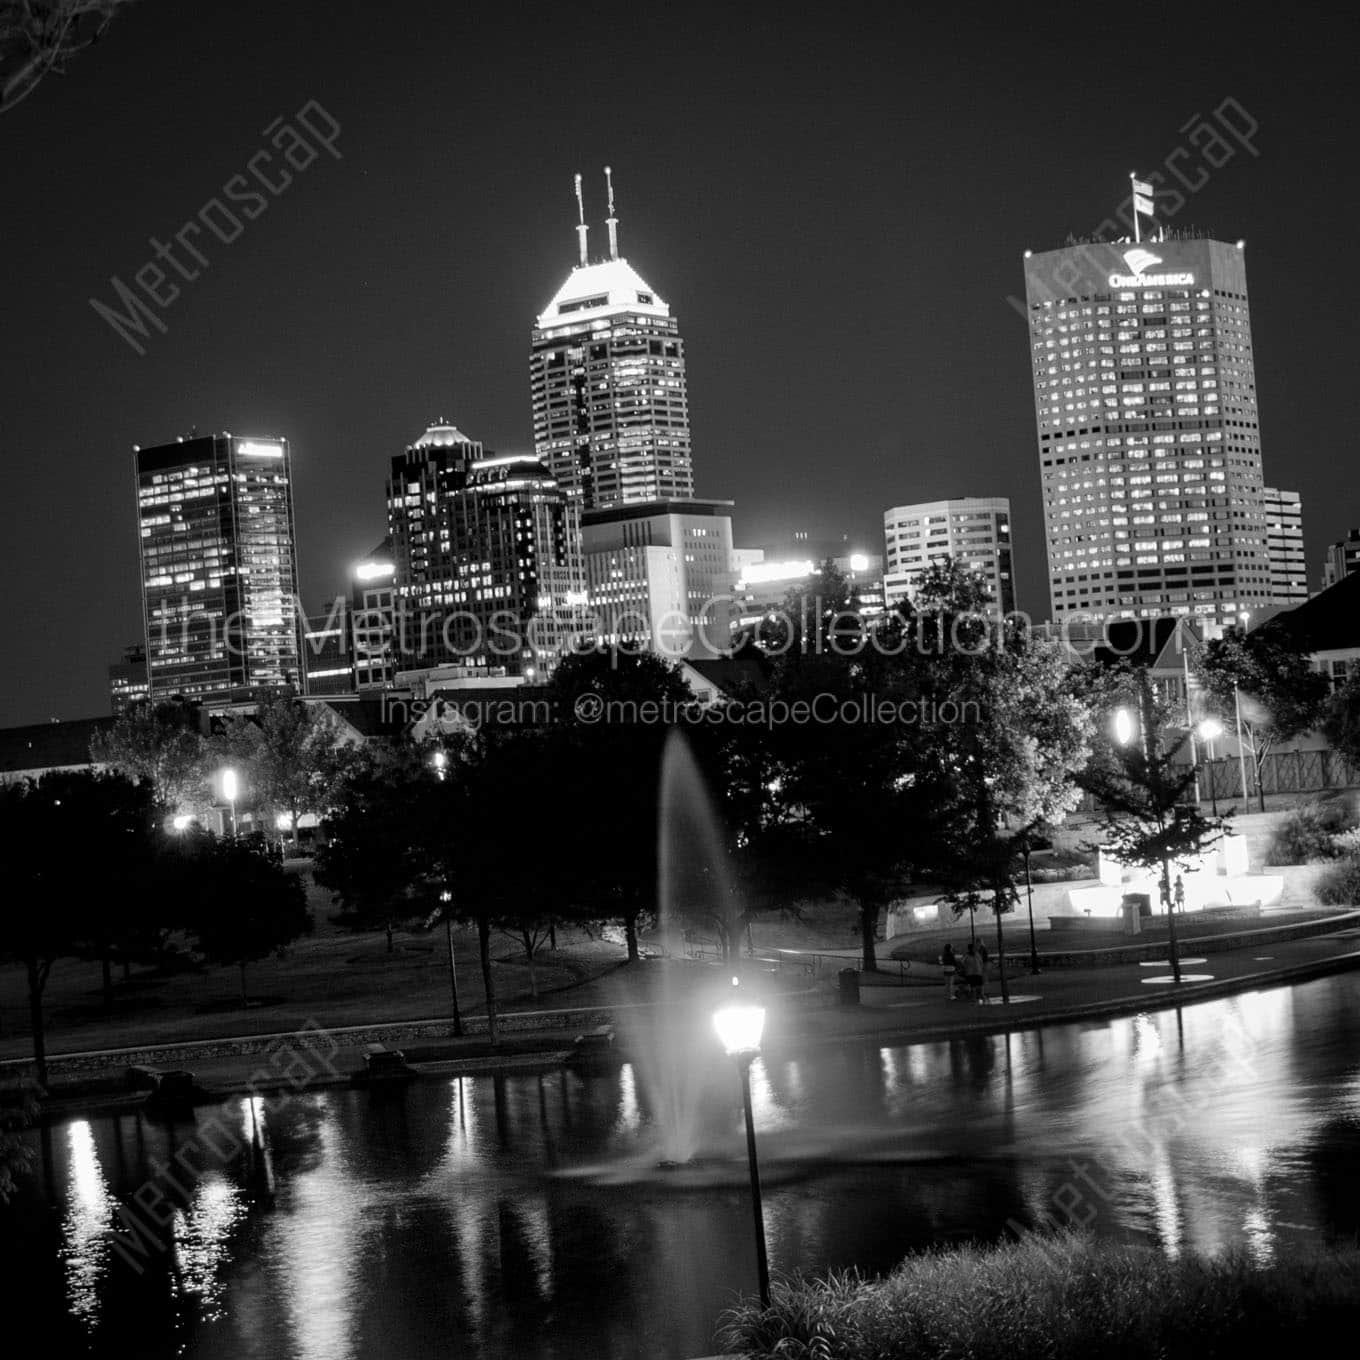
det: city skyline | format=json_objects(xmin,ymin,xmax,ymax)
[{"xmin": 3, "ymin": 2, "xmax": 1359, "ymax": 722}]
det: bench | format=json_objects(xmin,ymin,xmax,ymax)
[{"xmin": 364, "ymin": 1043, "xmax": 409, "ymax": 1077}]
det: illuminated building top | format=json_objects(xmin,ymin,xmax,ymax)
[
  {"xmin": 530, "ymin": 168, "xmax": 694, "ymax": 511},
  {"xmin": 536, "ymin": 258, "xmax": 670, "ymax": 331}
]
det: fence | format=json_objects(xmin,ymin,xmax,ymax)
[{"xmin": 1198, "ymin": 749, "xmax": 1359, "ymax": 801}]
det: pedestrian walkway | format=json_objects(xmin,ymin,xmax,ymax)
[{"xmin": 766, "ymin": 924, "xmax": 1360, "ymax": 1051}]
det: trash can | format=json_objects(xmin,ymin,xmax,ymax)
[
  {"xmin": 838, "ymin": 967, "xmax": 860, "ymax": 1006},
  {"xmin": 1121, "ymin": 893, "xmax": 1150, "ymax": 935}
]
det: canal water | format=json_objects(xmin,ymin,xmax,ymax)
[{"xmin": 4, "ymin": 974, "xmax": 1359, "ymax": 1359}]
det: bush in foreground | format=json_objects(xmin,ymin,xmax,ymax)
[
  {"xmin": 1314, "ymin": 850, "xmax": 1360, "ymax": 906},
  {"xmin": 716, "ymin": 1233, "xmax": 1360, "ymax": 1359},
  {"xmin": 1267, "ymin": 799, "xmax": 1355, "ymax": 864}
]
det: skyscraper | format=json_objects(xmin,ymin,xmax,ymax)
[
  {"xmin": 582, "ymin": 499, "xmax": 737, "ymax": 658},
  {"xmin": 107, "ymin": 643, "xmax": 148, "ymax": 714},
  {"xmin": 1322, "ymin": 528, "xmax": 1360, "ymax": 589},
  {"xmin": 530, "ymin": 170, "xmax": 694, "ymax": 512},
  {"xmin": 1262, "ymin": 487, "xmax": 1307, "ymax": 606},
  {"xmin": 387, "ymin": 422, "xmax": 585, "ymax": 678},
  {"xmin": 135, "ymin": 433, "xmax": 301, "ymax": 706},
  {"xmin": 882, "ymin": 497, "xmax": 1015, "ymax": 614},
  {"xmin": 1023, "ymin": 233, "xmax": 1272, "ymax": 627}
]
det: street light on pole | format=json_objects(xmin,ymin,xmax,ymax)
[
  {"xmin": 1113, "ymin": 701, "xmax": 1182, "ymax": 985},
  {"xmin": 713, "ymin": 994, "xmax": 770, "ymax": 1310},
  {"xmin": 221, "ymin": 768, "xmax": 239, "ymax": 838},
  {"xmin": 1198, "ymin": 718, "xmax": 1223, "ymax": 817},
  {"xmin": 1022, "ymin": 835, "xmax": 1040, "ymax": 974}
]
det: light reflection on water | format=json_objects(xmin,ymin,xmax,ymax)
[{"xmin": 4, "ymin": 972, "xmax": 1359, "ymax": 1359}]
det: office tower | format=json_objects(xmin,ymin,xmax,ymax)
[
  {"xmin": 135, "ymin": 433, "xmax": 301, "ymax": 706},
  {"xmin": 582, "ymin": 500, "xmax": 737, "ymax": 658},
  {"xmin": 530, "ymin": 170, "xmax": 694, "ymax": 511},
  {"xmin": 302, "ymin": 598, "xmax": 355, "ymax": 696},
  {"xmin": 1262, "ymin": 487, "xmax": 1307, "ymax": 606},
  {"xmin": 732, "ymin": 539, "xmax": 884, "ymax": 633},
  {"xmin": 881, "ymin": 498, "xmax": 1015, "ymax": 614},
  {"xmin": 387, "ymin": 422, "xmax": 585, "ymax": 677},
  {"xmin": 351, "ymin": 537, "xmax": 397, "ymax": 690},
  {"xmin": 1023, "ymin": 232, "xmax": 1272, "ymax": 626},
  {"xmin": 1322, "ymin": 528, "xmax": 1360, "ymax": 589},
  {"xmin": 108, "ymin": 643, "xmax": 149, "ymax": 714}
]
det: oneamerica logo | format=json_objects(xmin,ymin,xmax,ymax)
[{"xmin": 1108, "ymin": 248, "xmax": 1193, "ymax": 288}]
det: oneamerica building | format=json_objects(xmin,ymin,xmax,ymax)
[{"xmin": 1023, "ymin": 236, "xmax": 1274, "ymax": 628}]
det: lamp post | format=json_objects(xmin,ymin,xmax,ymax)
[
  {"xmin": 221, "ymin": 768, "xmax": 239, "ymax": 838},
  {"xmin": 1113, "ymin": 703, "xmax": 1182, "ymax": 985},
  {"xmin": 713, "ymin": 997, "xmax": 770, "ymax": 1309},
  {"xmin": 441, "ymin": 890, "xmax": 463, "ymax": 1038},
  {"xmin": 1022, "ymin": 836, "xmax": 1040, "ymax": 974},
  {"xmin": 1198, "ymin": 718, "xmax": 1223, "ymax": 817}
]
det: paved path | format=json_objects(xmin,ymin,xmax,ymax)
[{"xmin": 764, "ymin": 924, "xmax": 1360, "ymax": 1051}]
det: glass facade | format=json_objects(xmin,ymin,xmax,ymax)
[{"xmin": 135, "ymin": 434, "xmax": 301, "ymax": 705}]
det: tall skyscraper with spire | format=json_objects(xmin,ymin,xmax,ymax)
[{"xmin": 530, "ymin": 168, "xmax": 694, "ymax": 511}]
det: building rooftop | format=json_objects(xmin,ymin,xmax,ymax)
[
  {"xmin": 0, "ymin": 717, "xmax": 114, "ymax": 778},
  {"xmin": 536, "ymin": 258, "xmax": 669, "ymax": 328},
  {"xmin": 1266, "ymin": 570, "xmax": 1360, "ymax": 653}
]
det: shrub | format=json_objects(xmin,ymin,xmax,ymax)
[
  {"xmin": 1268, "ymin": 800, "xmax": 1356, "ymax": 864},
  {"xmin": 715, "ymin": 1232, "xmax": 1360, "ymax": 1359},
  {"xmin": 1314, "ymin": 851, "xmax": 1360, "ymax": 907}
]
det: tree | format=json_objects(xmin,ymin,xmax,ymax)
[
  {"xmin": 1, "ymin": 0, "xmax": 136, "ymax": 114},
  {"xmin": 0, "ymin": 770, "xmax": 163, "ymax": 1083},
  {"xmin": 217, "ymin": 688, "xmax": 361, "ymax": 846},
  {"xmin": 313, "ymin": 759, "xmax": 441, "ymax": 952},
  {"xmin": 755, "ymin": 640, "xmax": 931, "ymax": 972},
  {"xmin": 931, "ymin": 636, "xmax": 1094, "ymax": 1001},
  {"xmin": 185, "ymin": 838, "xmax": 312, "ymax": 1005},
  {"xmin": 1321, "ymin": 673, "xmax": 1360, "ymax": 775},
  {"xmin": 1077, "ymin": 670, "xmax": 1227, "ymax": 984},
  {"xmin": 90, "ymin": 697, "xmax": 212, "ymax": 818},
  {"xmin": 548, "ymin": 649, "xmax": 698, "ymax": 960},
  {"xmin": 1197, "ymin": 626, "xmax": 1328, "ymax": 812}
]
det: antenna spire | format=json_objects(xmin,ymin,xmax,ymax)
[
  {"xmin": 604, "ymin": 165, "xmax": 619, "ymax": 260},
  {"xmin": 574, "ymin": 172, "xmax": 589, "ymax": 266}
]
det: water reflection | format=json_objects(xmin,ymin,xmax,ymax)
[{"xmin": 3, "ymin": 973, "xmax": 1359, "ymax": 1359}]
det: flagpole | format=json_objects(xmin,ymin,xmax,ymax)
[{"xmin": 1130, "ymin": 171, "xmax": 1140, "ymax": 243}]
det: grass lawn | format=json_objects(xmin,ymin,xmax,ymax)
[{"xmin": 0, "ymin": 867, "xmax": 641, "ymax": 1061}]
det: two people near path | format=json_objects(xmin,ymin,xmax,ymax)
[{"xmin": 940, "ymin": 940, "xmax": 988, "ymax": 1002}]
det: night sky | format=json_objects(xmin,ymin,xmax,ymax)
[{"xmin": 2, "ymin": 1, "xmax": 1357, "ymax": 724}]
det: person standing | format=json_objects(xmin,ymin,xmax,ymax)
[
  {"xmin": 962, "ymin": 943, "xmax": 983, "ymax": 1002},
  {"xmin": 941, "ymin": 942, "xmax": 958, "ymax": 999}
]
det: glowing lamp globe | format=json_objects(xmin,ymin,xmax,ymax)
[
  {"xmin": 222, "ymin": 769, "xmax": 239, "ymax": 802},
  {"xmin": 1113, "ymin": 708, "xmax": 1135, "ymax": 747},
  {"xmin": 1198, "ymin": 718, "xmax": 1224, "ymax": 742},
  {"xmin": 713, "ymin": 1004, "xmax": 766, "ymax": 1058}
]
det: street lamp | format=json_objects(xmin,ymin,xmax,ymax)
[
  {"xmin": 221, "ymin": 768, "xmax": 239, "ymax": 838},
  {"xmin": 1113, "ymin": 703, "xmax": 1182, "ymax": 985},
  {"xmin": 713, "ymin": 995, "xmax": 770, "ymax": 1309},
  {"xmin": 1022, "ymin": 835, "xmax": 1040, "ymax": 974},
  {"xmin": 1198, "ymin": 718, "xmax": 1223, "ymax": 816},
  {"xmin": 1113, "ymin": 707, "xmax": 1136, "ymax": 748}
]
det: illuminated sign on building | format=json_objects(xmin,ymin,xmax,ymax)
[
  {"xmin": 236, "ymin": 440, "xmax": 285, "ymax": 458},
  {"xmin": 1107, "ymin": 248, "xmax": 1193, "ymax": 289},
  {"xmin": 355, "ymin": 561, "xmax": 395, "ymax": 581}
]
